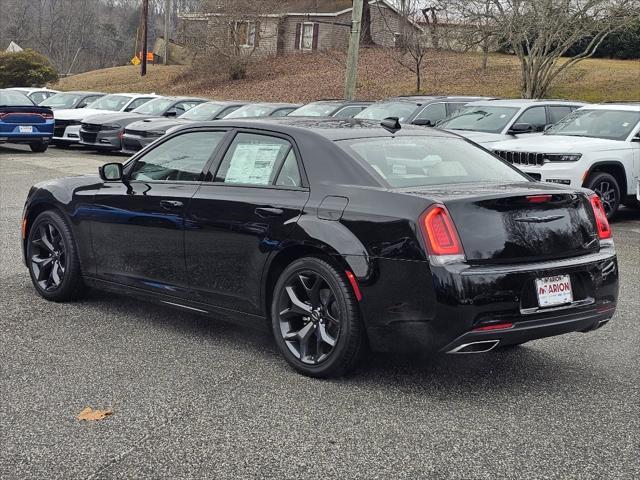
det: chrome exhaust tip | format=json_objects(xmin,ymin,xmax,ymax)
[{"xmin": 448, "ymin": 339, "xmax": 500, "ymax": 354}]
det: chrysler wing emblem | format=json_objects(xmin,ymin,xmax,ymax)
[{"xmin": 515, "ymin": 215, "xmax": 565, "ymax": 223}]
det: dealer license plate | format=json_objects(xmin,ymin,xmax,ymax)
[
  {"xmin": 19, "ymin": 126, "xmax": 33, "ymax": 133},
  {"xmin": 536, "ymin": 275, "xmax": 573, "ymax": 308}
]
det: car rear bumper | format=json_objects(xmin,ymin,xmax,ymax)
[
  {"xmin": 363, "ymin": 247, "xmax": 619, "ymax": 353},
  {"xmin": 0, "ymin": 127, "xmax": 53, "ymax": 143}
]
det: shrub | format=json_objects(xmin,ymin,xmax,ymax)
[{"xmin": 0, "ymin": 49, "xmax": 59, "ymax": 88}]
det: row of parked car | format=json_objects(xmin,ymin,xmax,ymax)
[{"xmin": 1, "ymin": 87, "xmax": 638, "ymax": 218}]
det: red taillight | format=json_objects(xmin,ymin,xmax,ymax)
[
  {"xmin": 526, "ymin": 194, "xmax": 552, "ymax": 203},
  {"xmin": 472, "ymin": 322, "xmax": 513, "ymax": 332},
  {"xmin": 345, "ymin": 270, "xmax": 362, "ymax": 302},
  {"xmin": 0, "ymin": 112, "xmax": 8, "ymax": 119},
  {"xmin": 41, "ymin": 112, "xmax": 54, "ymax": 119},
  {"xmin": 589, "ymin": 194, "xmax": 611, "ymax": 240},
  {"xmin": 420, "ymin": 204, "xmax": 463, "ymax": 257}
]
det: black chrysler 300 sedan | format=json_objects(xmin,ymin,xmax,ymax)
[{"xmin": 21, "ymin": 118, "xmax": 618, "ymax": 377}]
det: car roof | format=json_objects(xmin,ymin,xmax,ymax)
[
  {"xmin": 175, "ymin": 117, "xmax": 460, "ymax": 140},
  {"xmin": 582, "ymin": 103, "xmax": 640, "ymax": 112},
  {"xmin": 464, "ymin": 99, "xmax": 587, "ymax": 107},
  {"xmin": 53, "ymin": 91, "xmax": 104, "ymax": 96},
  {"xmin": 240, "ymin": 102, "xmax": 302, "ymax": 108}
]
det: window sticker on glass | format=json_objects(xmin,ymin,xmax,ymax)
[{"xmin": 225, "ymin": 144, "xmax": 281, "ymax": 184}]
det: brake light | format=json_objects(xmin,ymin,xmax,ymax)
[
  {"xmin": 420, "ymin": 204, "xmax": 464, "ymax": 257},
  {"xmin": 526, "ymin": 194, "xmax": 552, "ymax": 203},
  {"xmin": 589, "ymin": 194, "xmax": 611, "ymax": 240},
  {"xmin": 0, "ymin": 112, "xmax": 7, "ymax": 120}
]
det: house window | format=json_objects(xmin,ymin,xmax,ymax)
[
  {"xmin": 232, "ymin": 21, "xmax": 257, "ymax": 47},
  {"xmin": 300, "ymin": 22, "xmax": 314, "ymax": 50}
]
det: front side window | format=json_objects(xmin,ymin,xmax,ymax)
[
  {"xmin": 338, "ymin": 136, "xmax": 527, "ymax": 188},
  {"xmin": 437, "ymin": 106, "xmax": 519, "ymax": 134},
  {"xmin": 179, "ymin": 102, "xmax": 224, "ymax": 120},
  {"xmin": 79, "ymin": 96, "xmax": 103, "ymax": 108},
  {"xmin": 515, "ymin": 106, "xmax": 547, "ymax": 130},
  {"xmin": 355, "ymin": 102, "xmax": 419, "ymax": 122},
  {"xmin": 270, "ymin": 108, "xmax": 295, "ymax": 117},
  {"xmin": 289, "ymin": 102, "xmax": 340, "ymax": 117},
  {"xmin": 548, "ymin": 106, "xmax": 573, "ymax": 124},
  {"xmin": 129, "ymin": 131, "xmax": 225, "ymax": 182},
  {"xmin": 215, "ymin": 133, "xmax": 300, "ymax": 186},
  {"xmin": 414, "ymin": 103, "xmax": 447, "ymax": 124},
  {"xmin": 545, "ymin": 108, "xmax": 640, "ymax": 141},
  {"xmin": 29, "ymin": 92, "xmax": 49, "ymax": 104},
  {"xmin": 332, "ymin": 105, "xmax": 366, "ymax": 118},
  {"xmin": 125, "ymin": 97, "xmax": 154, "ymax": 111}
]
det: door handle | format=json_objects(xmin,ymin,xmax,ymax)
[
  {"xmin": 255, "ymin": 207, "xmax": 284, "ymax": 218},
  {"xmin": 160, "ymin": 200, "xmax": 184, "ymax": 210}
]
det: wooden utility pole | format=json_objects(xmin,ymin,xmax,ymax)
[
  {"xmin": 141, "ymin": 0, "xmax": 149, "ymax": 76},
  {"xmin": 164, "ymin": 0, "xmax": 171, "ymax": 65},
  {"xmin": 344, "ymin": 0, "xmax": 364, "ymax": 100}
]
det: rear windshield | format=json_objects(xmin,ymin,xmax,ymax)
[
  {"xmin": 288, "ymin": 103, "xmax": 339, "ymax": 117},
  {"xmin": 225, "ymin": 104, "xmax": 274, "ymax": 118},
  {"xmin": 0, "ymin": 90, "xmax": 34, "ymax": 106},
  {"xmin": 40, "ymin": 93, "xmax": 83, "ymax": 109},
  {"xmin": 337, "ymin": 136, "xmax": 527, "ymax": 188},
  {"xmin": 437, "ymin": 106, "xmax": 519, "ymax": 133},
  {"xmin": 354, "ymin": 102, "xmax": 419, "ymax": 122},
  {"xmin": 133, "ymin": 98, "xmax": 174, "ymax": 115},
  {"xmin": 87, "ymin": 94, "xmax": 132, "ymax": 111},
  {"xmin": 179, "ymin": 102, "xmax": 224, "ymax": 120}
]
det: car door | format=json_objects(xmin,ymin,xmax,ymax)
[
  {"xmin": 90, "ymin": 129, "xmax": 228, "ymax": 297},
  {"xmin": 184, "ymin": 130, "xmax": 310, "ymax": 314},
  {"xmin": 411, "ymin": 102, "xmax": 447, "ymax": 126}
]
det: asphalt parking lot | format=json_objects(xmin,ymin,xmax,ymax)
[{"xmin": 1, "ymin": 144, "xmax": 639, "ymax": 480}]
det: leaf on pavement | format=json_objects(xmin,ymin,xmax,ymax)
[{"xmin": 76, "ymin": 407, "xmax": 113, "ymax": 421}]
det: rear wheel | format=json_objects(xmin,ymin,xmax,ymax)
[
  {"xmin": 30, "ymin": 140, "xmax": 49, "ymax": 153},
  {"xmin": 271, "ymin": 257, "xmax": 365, "ymax": 378},
  {"xmin": 585, "ymin": 172, "xmax": 620, "ymax": 220},
  {"xmin": 27, "ymin": 210, "xmax": 87, "ymax": 301}
]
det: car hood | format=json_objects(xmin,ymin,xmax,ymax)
[
  {"xmin": 54, "ymin": 108, "xmax": 113, "ymax": 121},
  {"xmin": 127, "ymin": 117, "xmax": 191, "ymax": 132},
  {"xmin": 488, "ymin": 135, "xmax": 630, "ymax": 153},
  {"xmin": 81, "ymin": 112, "xmax": 151, "ymax": 125},
  {"xmin": 447, "ymin": 130, "xmax": 544, "ymax": 145}
]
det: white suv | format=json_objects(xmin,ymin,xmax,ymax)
[
  {"xmin": 489, "ymin": 103, "xmax": 640, "ymax": 219},
  {"xmin": 437, "ymin": 99, "xmax": 587, "ymax": 145}
]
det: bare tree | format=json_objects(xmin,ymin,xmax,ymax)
[
  {"xmin": 377, "ymin": 0, "xmax": 429, "ymax": 92},
  {"xmin": 477, "ymin": 0, "xmax": 639, "ymax": 98}
]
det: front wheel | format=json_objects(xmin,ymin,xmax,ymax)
[
  {"xmin": 585, "ymin": 172, "xmax": 620, "ymax": 220},
  {"xmin": 27, "ymin": 210, "xmax": 87, "ymax": 301},
  {"xmin": 271, "ymin": 257, "xmax": 365, "ymax": 378}
]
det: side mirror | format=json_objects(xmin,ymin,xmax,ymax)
[
  {"xmin": 508, "ymin": 122, "xmax": 535, "ymax": 135},
  {"xmin": 381, "ymin": 117, "xmax": 402, "ymax": 133},
  {"xmin": 165, "ymin": 109, "xmax": 177, "ymax": 117},
  {"xmin": 412, "ymin": 118, "xmax": 433, "ymax": 127},
  {"xmin": 632, "ymin": 133, "xmax": 640, "ymax": 142},
  {"xmin": 99, "ymin": 162, "xmax": 123, "ymax": 181}
]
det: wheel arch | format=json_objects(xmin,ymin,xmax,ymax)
[
  {"xmin": 261, "ymin": 242, "xmax": 365, "ymax": 321},
  {"xmin": 583, "ymin": 161, "xmax": 628, "ymax": 195},
  {"xmin": 23, "ymin": 201, "xmax": 75, "ymax": 264}
]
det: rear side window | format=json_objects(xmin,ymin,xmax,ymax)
[
  {"xmin": 215, "ymin": 133, "xmax": 300, "ymax": 186},
  {"xmin": 548, "ymin": 106, "xmax": 573, "ymax": 124},
  {"xmin": 338, "ymin": 136, "xmax": 527, "ymax": 188},
  {"xmin": 0, "ymin": 90, "xmax": 35, "ymax": 106},
  {"xmin": 130, "ymin": 131, "xmax": 225, "ymax": 182}
]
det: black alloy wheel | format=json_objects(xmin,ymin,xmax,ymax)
[
  {"xmin": 271, "ymin": 257, "xmax": 365, "ymax": 378},
  {"xmin": 27, "ymin": 211, "xmax": 87, "ymax": 301},
  {"xmin": 586, "ymin": 172, "xmax": 620, "ymax": 220},
  {"xmin": 31, "ymin": 221, "xmax": 66, "ymax": 291}
]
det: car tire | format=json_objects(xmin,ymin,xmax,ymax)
[
  {"xmin": 585, "ymin": 172, "xmax": 620, "ymax": 220},
  {"xmin": 271, "ymin": 257, "xmax": 365, "ymax": 378},
  {"xmin": 30, "ymin": 140, "xmax": 49, "ymax": 153},
  {"xmin": 26, "ymin": 210, "xmax": 88, "ymax": 302}
]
